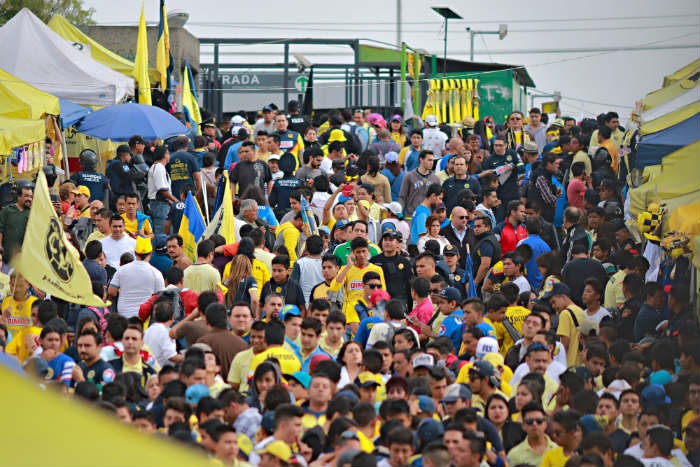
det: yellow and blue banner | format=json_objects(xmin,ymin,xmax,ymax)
[
  {"xmin": 178, "ymin": 191, "xmax": 206, "ymax": 261},
  {"xmin": 133, "ymin": 2, "xmax": 151, "ymax": 105},
  {"xmin": 221, "ymin": 170, "xmax": 235, "ymax": 244},
  {"xmin": 300, "ymin": 197, "xmax": 318, "ymax": 237},
  {"xmin": 182, "ymin": 60, "xmax": 201, "ymax": 135},
  {"xmin": 156, "ymin": 0, "xmax": 171, "ymax": 92}
]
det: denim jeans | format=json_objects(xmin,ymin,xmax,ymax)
[{"xmin": 149, "ymin": 199, "xmax": 170, "ymax": 235}]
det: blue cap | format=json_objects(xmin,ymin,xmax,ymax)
[
  {"xmin": 287, "ymin": 371, "xmax": 311, "ymax": 390},
  {"xmin": 334, "ymin": 390, "xmax": 360, "ymax": 404},
  {"xmin": 541, "ymin": 282, "xmax": 571, "ymax": 299},
  {"xmin": 580, "ymin": 414, "xmax": 605, "ymax": 435},
  {"xmin": 318, "ymin": 225, "xmax": 331, "ymax": 235},
  {"xmin": 649, "ymin": 370, "xmax": 672, "ymax": 386},
  {"xmin": 261, "ymin": 410, "xmax": 276, "ymax": 433},
  {"xmin": 338, "ymin": 196, "xmax": 353, "ymax": 203},
  {"xmin": 281, "ymin": 304, "xmax": 301, "ymax": 321},
  {"xmin": 334, "ymin": 218, "xmax": 350, "ymax": 229},
  {"xmin": 415, "ymin": 418, "xmax": 444, "ymax": 445},
  {"xmin": 438, "ymin": 286, "xmax": 461, "ymax": 302},
  {"xmin": 185, "ymin": 384, "xmax": 210, "ymax": 405},
  {"xmin": 417, "ymin": 395, "xmax": 436, "ymax": 414},
  {"xmin": 441, "ymin": 383, "xmax": 472, "ymax": 403},
  {"xmin": 641, "ymin": 384, "xmax": 671, "ymax": 407}
]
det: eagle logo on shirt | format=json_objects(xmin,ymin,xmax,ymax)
[{"xmin": 45, "ymin": 218, "xmax": 74, "ymax": 283}]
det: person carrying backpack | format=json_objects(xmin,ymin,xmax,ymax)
[{"xmin": 137, "ymin": 267, "xmax": 199, "ymax": 325}]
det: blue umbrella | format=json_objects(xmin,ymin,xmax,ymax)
[
  {"xmin": 75, "ymin": 102, "xmax": 188, "ymax": 141},
  {"xmin": 58, "ymin": 98, "xmax": 91, "ymax": 128}
]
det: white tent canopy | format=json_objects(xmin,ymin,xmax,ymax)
[{"xmin": 0, "ymin": 8, "xmax": 134, "ymax": 106}]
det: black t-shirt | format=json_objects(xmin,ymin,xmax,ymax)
[
  {"xmin": 371, "ymin": 253, "xmax": 413, "ymax": 301},
  {"xmin": 561, "ymin": 257, "xmax": 608, "ymax": 306},
  {"xmin": 79, "ymin": 359, "xmax": 115, "ymax": 386},
  {"xmin": 167, "ymin": 151, "xmax": 200, "ymax": 198},
  {"xmin": 230, "ymin": 160, "xmax": 272, "ymax": 192},
  {"xmin": 260, "ymin": 278, "xmax": 305, "ymax": 310},
  {"xmin": 442, "ymin": 176, "xmax": 481, "ymax": 213},
  {"xmin": 167, "ymin": 200, "xmax": 186, "ymax": 234}
]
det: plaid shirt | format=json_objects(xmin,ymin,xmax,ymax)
[{"xmin": 234, "ymin": 406, "xmax": 262, "ymax": 440}]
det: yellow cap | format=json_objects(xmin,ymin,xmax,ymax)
[
  {"xmin": 255, "ymin": 440, "xmax": 291, "ymax": 463},
  {"xmin": 358, "ymin": 200, "xmax": 370, "ymax": 211},
  {"xmin": 482, "ymin": 351, "xmax": 504, "ymax": 369},
  {"xmin": 134, "ymin": 236, "xmax": 153, "ymax": 255},
  {"xmin": 76, "ymin": 185, "xmax": 90, "ymax": 198},
  {"xmin": 328, "ymin": 128, "xmax": 347, "ymax": 142},
  {"xmin": 357, "ymin": 371, "xmax": 381, "ymax": 388},
  {"xmin": 237, "ymin": 433, "xmax": 253, "ymax": 457}
]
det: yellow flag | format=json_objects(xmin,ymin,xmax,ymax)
[
  {"xmin": 221, "ymin": 171, "xmax": 235, "ymax": 244},
  {"xmin": 133, "ymin": 3, "xmax": 152, "ymax": 105},
  {"xmin": 15, "ymin": 170, "xmax": 108, "ymax": 307},
  {"xmin": 156, "ymin": 0, "xmax": 170, "ymax": 91}
]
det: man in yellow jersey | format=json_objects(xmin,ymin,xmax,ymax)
[
  {"xmin": 498, "ymin": 282, "xmax": 531, "ymax": 357},
  {"xmin": 183, "ymin": 239, "xmax": 221, "ymax": 294},
  {"xmin": 248, "ymin": 319, "xmax": 301, "ymax": 378},
  {"xmin": 544, "ymin": 283, "xmax": 586, "ymax": 367},
  {"xmin": 329, "ymin": 237, "xmax": 385, "ymax": 335},
  {"xmin": 121, "ymin": 193, "xmax": 153, "ymax": 239}
]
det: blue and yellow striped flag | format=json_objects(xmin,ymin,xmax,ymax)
[
  {"xmin": 178, "ymin": 191, "xmax": 206, "ymax": 261},
  {"xmin": 182, "ymin": 60, "xmax": 201, "ymax": 135},
  {"xmin": 300, "ymin": 197, "xmax": 319, "ymax": 237},
  {"xmin": 156, "ymin": 0, "xmax": 171, "ymax": 91}
]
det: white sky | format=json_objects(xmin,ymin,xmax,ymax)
[{"xmin": 84, "ymin": 0, "xmax": 700, "ymax": 122}]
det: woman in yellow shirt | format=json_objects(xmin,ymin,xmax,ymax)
[
  {"xmin": 2, "ymin": 273, "xmax": 37, "ymax": 336},
  {"xmin": 389, "ymin": 115, "xmax": 407, "ymax": 148}
]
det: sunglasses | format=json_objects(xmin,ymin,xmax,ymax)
[
  {"xmin": 510, "ymin": 117, "xmax": 522, "ymax": 121},
  {"xmin": 430, "ymin": 289, "xmax": 442, "ymax": 294},
  {"xmin": 456, "ymin": 215, "xmax": 468, "ymax": 219},
  {"xmin": 367, "ymin": 283, "xmax": 382, "ymax": 289},
  {"xmin": 524, "ymin": 417, "xmax": 546, "ymax": 426}
]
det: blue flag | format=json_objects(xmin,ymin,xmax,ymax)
[
  {"xmin": 178, "ymin": 191, "xmax": 206, "ymax": 261},
  {"xmin": 300, "ymin": 197, "xmax": 319, "ymax": 237}
]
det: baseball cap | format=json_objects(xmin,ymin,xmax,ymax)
[
  {"xmin": 416, "ymin": 418, "xmax": 444, "ymax": 445},
  {"xmin": 432, "ymin": 204, "xmax": 446, "ymax": 212},
  {"xmin": 358, "ymin": 200, "xmax": 371, "ymax": 211},
  {"xmin": 462, "ymin": 116, "xmax": 475, "ymax": 129},
  {"xmin": 135, "ymin": 236, "xmax": 153, "ymax": 255},
  {"xmin": 261, "ymin": 411, "xmax": 276, "ymax": 434},
  {"xmin": 390, "ymin": 114, "xmax": 403, "ymax": 122},
  {"xmin": 185, "ymin": 384, "xmax": 210, "ymax": 405},
  {"xmin": 262, "ymin": 105, "xmax": 273, "ymax": 112},
  {"xmin": 425, "ymin": 115, "xmax": 439, "ymax": 127},
  {"xmin": 476, "ymin": 337, "xmax": 499, "ymax": 358},
  {"xmin": 443, "ymin": 244, "xmax": 459, "ymax": 256},
  {"xmin": 471, "ymin": 360, "xmax": 499, "ymax": 386},
  {"xmin": 523, "ymin": 141, "xmax": 539, "ymax": 153},
  {"xmin": 267, "ymin": 153, "xmax": 281, "ymax": 161},
  {"xmin": 383, "ymin": 202, "xmax": 404, "ymax": 217},
  {"xmin": 280, "ymin": 304, "xmax": 301, "ymax": 321},
  {"xmin": 641, "ymin": 384, "xmax": 671, "ymax": 407},
  {"xmin": 309, "ymin": 354, "xmax": 331, "ymax": 374},
  {"xmin": 357, "ymin": 371, "xmax": 381, "ymax": 388},
  {"xmin": 334, "ymin": 218, "xmax": 350, "ymax": 229},
  {"xmin": 412, "ymin": 353, "xmax": 434, "ymax": 370},
  {"xmin": 75, "ymin": 185, "xmax": 90, "ymax": 197},
  {"xmin": 482, "ymin": 352, "xmax": 505, "ymax": 371},
  {"xmin": 335, "ymin": 390, "xmax": 360, "ymax": 404},
  {"xmin": 541, "ymin": 282, "xmax": 571, "ymax": 300},
  {"xmin": 370, "ymin": 289, "xmax": 391, "ymax": 306},
  {"xmin": 286, "ymin": 371, "xmax": 311, "ymax": 390},
  {"xmin": 23, "ymin": 356, "xmax": 50, "ymax": 379},
  {"xmin": 255, "ymin": 440, "xmax": 291, "ymax": 463},
  {"xmin": 439, "ymin": 286, "xmax": 461, "ymax": 303},
  {"xmin": 417, "ymin": 395, "xmax": 437, "ymax": 415},
  {"xmin": 153, "ymin": 234, "xmax": 168, "ymax": 252},
  {"xmin": 230, "ymin": 115, "xmax": 246, "ymax": 124},
  {"xmin": 381, "ymin": 223, "xmax": 398, "ymax": 237},
  {"xmin": 385, "ymin": 151, "xmax": 399, "ymax": 163},
  {"xmin": 441, "ymin": 383, "xmax": 472, "ymax": 403},
  {"xmin": 580, "ymin": 414, "xmax": 606, "ymax": 435}
]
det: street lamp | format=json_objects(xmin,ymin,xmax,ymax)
[
  {"xmin": 432, "ymin": 7, "xmax": 462, "ymax": 74},
  {"xmin": 466, "ymin": 24, "xmax": 508, "ymax": 61}
]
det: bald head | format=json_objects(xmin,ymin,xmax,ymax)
[
  {"xmin": 451, "ymin": 206, "xmax": 468, "ymax": 229},
  {"xmin": 564, "ymin": 206, "xmax": 582, "ymax": 227},
  {"xmin": 90, "ymin": 200, "xmax": 104, "ymax": 219},
  {"xmin": 448, "ymin": 138, "xmax": 464, "ymax": 152}
]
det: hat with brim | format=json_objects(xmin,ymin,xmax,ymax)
[
  {"xmin": 255, "ymin": 440, "xmax": 292, "ymax": 463},
  {"xmin": 357, "ymin": 371, "xmax": 380, "ymax": 388}
]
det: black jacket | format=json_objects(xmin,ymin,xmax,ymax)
[{"xmin": 440, "ymin": 223, "xmax": 475, "ymax": 270}]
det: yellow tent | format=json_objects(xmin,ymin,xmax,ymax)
[
  {"xmin": 0, "ymin": 116, "xmax": 45, "ymax": 154},
  {"xmin": 642, "ymin": 61, "xmax": 700, "ymax": 111},
  {"xmin": 0, "ymin": 364, "xmax": 209, "ymax": 466},
  {"xmin": 640, "ymin": 101, "xmax": 700, "ymax": 136},
  {"xmin": 628, "ymin": 141, "xmax": 700, "ymax": 220},
  {"xmin": 663, "ymin": 59, "xmax": 700, "ymax": 88},
  {"xmin": 48, "ymin": 14, "xmax": 159, "ymax": 84},
  {"xmin": 0, "ymin": 68, "xmax": 60, "ymax": 119}
]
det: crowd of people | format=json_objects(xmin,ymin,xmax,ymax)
[{"xmin": 0, "ymin": 101, "xmax": 698, "ymax": 467}]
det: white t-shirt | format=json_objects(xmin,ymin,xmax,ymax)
[
  {"xmin": 512, "ymin": 275, "xmax": 532, "ymax": 294},
  {"xmin": 310, "ymin": 191, "xmax": 331, "ymax": 220},
  {"xmin": 625, "ymin": 443, "xmax": 692, "ymax": 467},
  {"xmin": 641, "ymin": 457, "xmax": 676, "ymax": 467},
  {"xmin": 100, "ymin": 235, "xmax": 136, "ymax": 269},
  {"xmin": 144, "ymin": 322, "xmax": 177, "ymax": 368},
  {"xmin": 422, "ymin": 127, "xmax": 448, "ymax": 157},
  {"xmin": 110, "ymin": 260, "xmax": 165, "ymax": 318},
  {"xmin": 509, "ymin": 360, "xmax": 567, "ymax": 386},
  {"xmin": 319, "ymin": 156, "xmax": 334, "ymax": 175},
  {"xmin": 147, "ymin": 162, "xmax": 171, "ymax": 200},
  {"xmin": 584, "ymin": 306, "xmax": 612, "ymax": 324}
]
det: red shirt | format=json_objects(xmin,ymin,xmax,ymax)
[
  {"xmin": 497, "ymin": 220, "xmax": 527, "ymax": 256},
  {"xmin": 409, "ymin": 298, "xmax": 435, "ymax": 336},
  {"xmin": 567, "ymin": 178, "xmax": 586, "ymax": 209}
]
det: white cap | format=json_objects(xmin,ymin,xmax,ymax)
[
  {"xmin": 382, "ymin": 202, "xmax": 403, "ymax": 216},
  {"xmin": 230, "ymin": 115, "xmax": 245, "ymax": 124},
  {"xmin": 476, "ymin": 337, "xmax": 499, "ymax": 358},
  {"xmin": 425, "ymin": 115, "xmax": 438, "ymax": 127},
  {"xmin": 412, "ymin": 353, "xmax": 435, "ymax": 369}
]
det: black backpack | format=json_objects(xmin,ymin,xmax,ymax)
[{"xmin": 153, "ymin": 288, "xmax": 184, "ymax": 322}]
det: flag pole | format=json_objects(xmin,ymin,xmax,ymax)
[{"xmin": 200, "ymin": 172, "xmax": 209, "ymax": 223}]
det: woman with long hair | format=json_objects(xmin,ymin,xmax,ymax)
[
  {"xmin": 336, "ymin": 341, "xmax": 364, "ymax": 390},
  {"xmin": 245, "ymin": 361, "xmax": 281, "ymax": 411},
  {"xmin": 485, "ymin": 393, "xmax": 526, "ymax": 452},
  {"xmin": 513, "ymin": 376, "xmax": 545, "ymax": 421},
  {"xmin": 224, "ymin": 255, "xmax": 257, "ymax": 311},
  {"xmin": 536, "ymin": 251, "xmax": 563, "ymax": 300},
  {"xmin": 417, "ymin": 215, "xmax": 450, "ymax": 254}
]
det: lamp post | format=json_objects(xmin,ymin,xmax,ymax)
[
  {"xmin": 431, "ymin": 7, "xmax": 462, "ymax": 74},
  {"xmin": 466, "ymin": 24, "xmax": 508, "ymax": 61}
]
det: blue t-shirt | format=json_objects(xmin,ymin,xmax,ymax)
[
  {"xmin": 520, "ymin": 234, "xmax": 551, "ymax": 291},
  {"xmin": 552, "ymin": 175, "xmax": 566, "ymax": 228},
  {"xmin": 48, "ymin": 353, "xmax": 75, "ymax": 386},
  {"xmin": 404, "ymin": 147, "xmax": 421, "ymax": 172},
  {"xmin": 354, "ymin": 316, "xmax": 384, "ymax": 348},
  {"xmin": 381, "ymin": 167, "xmax": 405, "ymax": 203},
  {"xmin": 438, "ymin": 309, "xmax": 464, "ymax": 351},
  {"xmin": 150, "ymin": 253, "xmax": 173, "ymax": 278},
  {"xmin": 167, "ymin": 151, "xmax": 200, "ymax": 199},
  {"xmin": 475, "ymin": 321, "xmax": 496, "ymax": 339},
  {"xmin": 410, "ymin": 204, "xmax": 431, "ymax": 244}
]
